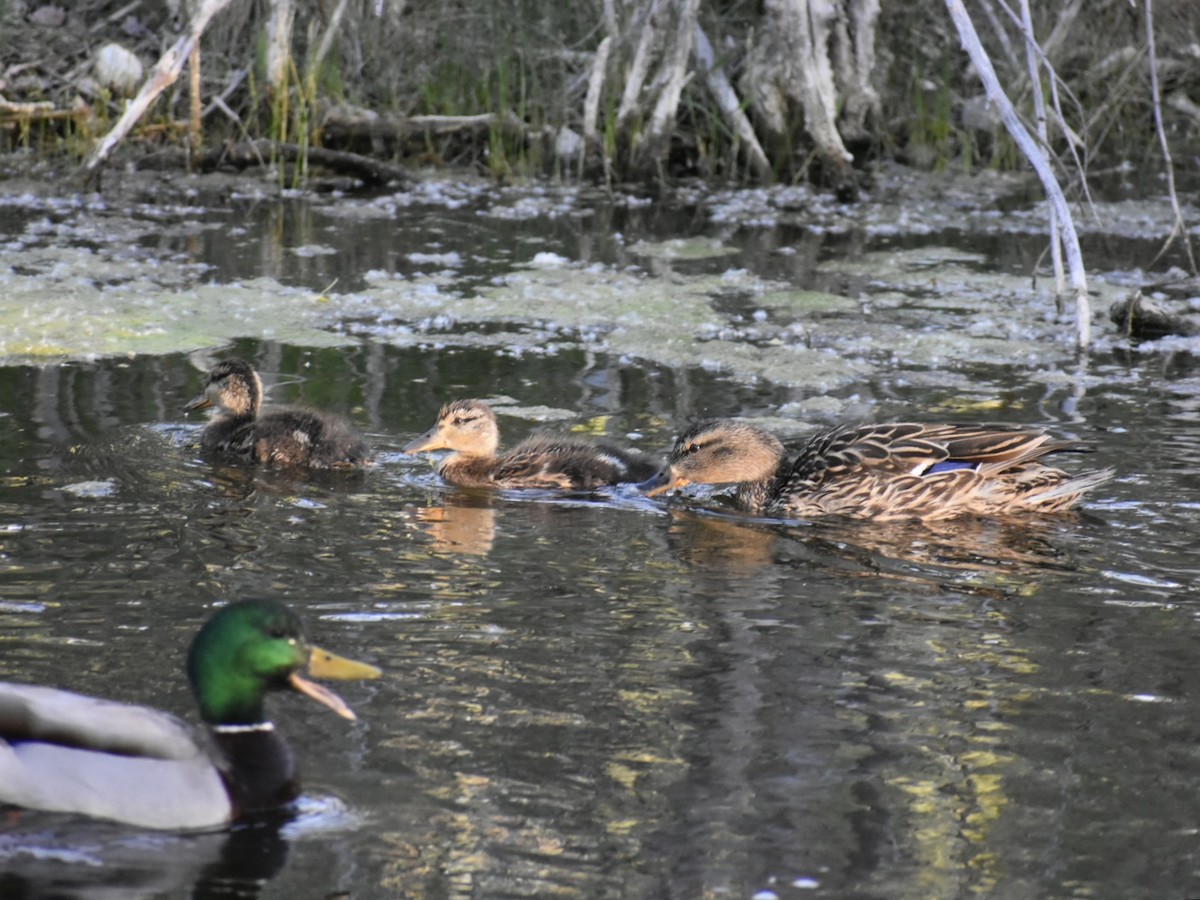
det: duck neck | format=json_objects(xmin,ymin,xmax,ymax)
[{"xmin": 212, "ymin": 724, "xmax": 300, "ymax": 817}]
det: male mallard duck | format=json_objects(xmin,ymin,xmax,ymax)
[
  {"xmin": 184, "ymin": 358, "xmax": 371, "ymax": 469},
  {"xmin": 640, "ymin": 418, "xmax": 1114, "ymax": 522},
  {"xmin": 403, "ymin": 398, "xmax": 660, "ymax": 490},
  {"xmin": 0, "ymin": 599, "xmax": 380, "ymax": 830}
]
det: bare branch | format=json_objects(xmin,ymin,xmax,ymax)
[
  {"xmin": 1018, "ymin": 0, "xmax": 1064, "ymax": 298},
  {"xmin": 694, "ymin": 25, "xmax": 771, "ymax": 179},
  {"xmin": 80, "ymin": 0, "xmax": 239, "ymax": 182},
  {"xmin": 945, "ymin": 0, "xmax": 1091, "ymax": 348},
  {"xmin": 1144, "ymin": 0, "xmax": 1197, "ymax": 273}
]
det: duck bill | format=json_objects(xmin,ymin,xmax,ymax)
[
  {"xmin": 308, "ymin": 645, "xmax": 382, "ymax": 681},
  {"xmin": 288, "ymin": 645, "xmax": 382, "ymax": 722},
  {"xmin": 638, "ymin": 469, "xmax": 688, "ymax": 498},
  {"xmin": 402, "ymin": 428, "xmax": 446, "ymax": 454},
  {"xmin": 184, "ymin": 395, "xmax": 212, "ymax": 412}
]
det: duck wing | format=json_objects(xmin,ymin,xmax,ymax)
[
  {"xmin": 0, "ymin": 682, "xmax": 231, "ymax": 830},
  {"xmin": 781, "ymin": 423, "xmax": 1103, "ymax": 520},
  {"xmin": 490, "ymin": 436, "xmax": 654, "ymax": 490},
  {"xmin": 787, "ymin": 423, "xmax": 1076, "ymax": 484}
]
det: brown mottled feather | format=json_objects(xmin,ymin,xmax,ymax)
[
  {"xmin": 403, "ymin": 399, "xmax": 659, "ymax": 491},
  {"xmin": 644, "ymin": 419, "xmax": 1113, "ymax": 521}
]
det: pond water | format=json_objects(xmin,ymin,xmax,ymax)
[{"xmin": 0, "ymin": 164, "xmax": 1199, "ymax": 899}]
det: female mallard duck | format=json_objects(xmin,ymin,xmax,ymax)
[
  {"xmin": 403, "ymin": 398, "xmax": 660, "ymax": 490},
  {"xmin": 184, "ymin": 358, "xmax": 371, "ymax": 469},
  {"xmin": 640, "ymin": 418, "xmax": 1114, "ymax": 522},
  {"xmin": 0, "ymin": 599, "xmax": 380, "ymax": 830}
]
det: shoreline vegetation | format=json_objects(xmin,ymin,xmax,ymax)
[
  {"xmin": 2, "ymin": 1, "xmax": 1196, "ymax": 187},
  {"xmin": 1, "ymin": 0, "xmax": 1197, "ymax": 348}
]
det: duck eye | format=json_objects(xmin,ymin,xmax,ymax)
[
  {"xmin": 686, "ymin": 442, "xmax": 701, "ymax": 454},
  {"xmin": 268, "ymin": 626, "xmax": 288, "ymax": 639}
]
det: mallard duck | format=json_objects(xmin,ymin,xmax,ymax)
[
  {"xmin": 640, "ymin": 418, "xmax": 1114, "ymax": 521},
  {"xmin": 0, "ymin": 599, "xmax": 380, "ymax": 830},
  {"xmin": 403, "ymin": 398, "xmax": 660, "ymax": 490},
  {"xmin": 184, "ymin": 358, "xmax": 371, "ymax": 469}
]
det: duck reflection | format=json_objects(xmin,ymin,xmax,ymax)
[
  {"xmin": 663, "ymin": 505, "xmax": 1085, "ymax": 586},
  {"xmin": 0, "ymin": 809, "xmax": 290, "ymax": 900},
  {"xmin": 414, "ymin": 495, "xmax": 498, "ymax": 557}
]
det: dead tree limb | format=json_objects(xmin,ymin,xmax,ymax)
[
  {"xmin": 307, "ymin": 0, "xmax": 352, "ymax": 91},
  {"xmin": 198, "ymin": 140, "xmax": 411, "ymax": 186},
  {"xmin": 634, "ymin": 0, "xmax": 700, "ymax": 173},
  {"xmin": 266, "ymin": 0, "xmax": 297, "ymax": 97},
  {"xmin": 583, "ymin": 36, "xmax": 613, "ymax": 146},
  {"xmin": 834, "ymin": 0, "xmax": 881, "ymax": 144},
  {"xmin": 946, "ymin": 0, "xmax": 1091, "ymax": 348},
  {"xmin": 1017, "ymin": 0, "xmax": 1065, "ymax": 298},
  {"xmin": 617, "ymin": 0, "xmax": 664, "ymax": 129},
  {"xmin": 693, "ymin": 25, "xmax": 771, "ymax": 179},
  {"xmin": 744, "ymin": 0, "xmax": 855, "ymax": 189},
  {"xmin": 80, "ymin": 0, "xmax": 238, "ymax": 183},
  {"xmin": 1143, "ymin": 0, "xmax": 1197, "ymax": 273}
]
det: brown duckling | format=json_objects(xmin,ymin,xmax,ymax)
[
  {"xmin": 640, "ymin": 418, "xmax": 1114, "ymax": 522},
  {"xmin": 184, "ymin": 358, "xmax": 371, "ymax": 469},
  {"xmin": 403, "ymin": 398, "xmax": 659, "ymax": 490}
]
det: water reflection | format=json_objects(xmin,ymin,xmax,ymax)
[
  {"xmin": 1, "ymin": 339, "xmax": 1198, "ymax": 898},
  {"xmin": 0, "ymin": 810, "xmax": 289, "ymax": 900},
  {"xmin": 413, "ymin": 495, "xmax": 497, "ymax": 556},
  {"xmin": 661, "ymin": 503, "xmax": 1092, "ymax": 589}
]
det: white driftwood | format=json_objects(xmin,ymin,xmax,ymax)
[
  {"xmin": 308, "ymin": 0, "xmax": 352, "ymax": 87},
  {"xmin": 946, "ymin": 0, "xmax": 1090, "ymax": 348},
  {"xmin": 639, "ymin": 0, "xmax": 700, "ymax": 165},
  {"xmin": 1018, "ymin": 0, "xmax": 1065, "ymax": 297},
  {"xmin": 693, "ymin": 25, "xmax": 771, "ymax": 178},
  {"xmin": 583, "ymin": 36, "xmax": 613, "ymax": 144},
  {"xmin": 82, "ymin": 0, "xmax": 237, "ymax": 178},
  {"xmin": 1143, "ymin": 0, "xmax": 1196, "ymax": 271},
  {"xmin": 748, "ymin": 0, "xmax": 853, "ymax": 177},
  {"xmin": 266, "ymin": 0, "xmax": 296, "ymax": 95},
  {"xmin": 838, "ymin": 0, "xmax": 880, "ymax": 141},
  {"xmin": 617, "ymin": 0, "xmax": 663, "ymax": 128}
]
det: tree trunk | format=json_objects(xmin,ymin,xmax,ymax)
[
  {"xmin": 629, "ymin": 0, "xmax": 700, "ymax": 176},
  {"xmin": 744, "ymin": 0, "xmax": 856, "ymax": 191}
]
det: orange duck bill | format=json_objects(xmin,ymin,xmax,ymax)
[{"xmin": 288, "ymin": 645, "xmax": 382, "ymax": 721}]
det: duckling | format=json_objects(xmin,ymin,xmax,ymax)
[
  {"xmin": 0, "ymin": 599, "xmax": 380, "ymax": 830},
  {"xmin": 184, "ymin": 358, "xmax": 371, "ymax": 469},
  {"xmin": 403, "ymin": 398, "xmax": 660, "ymax": 490},
  {"xmin": 640, "ymin": 418, "xmax": 1114, "ymax": 522}
]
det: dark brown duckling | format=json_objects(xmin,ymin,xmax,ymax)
[
  {"xmin": 640, "ymin": 418, "xmax": 1114, "ymax": 522},
  {"xmin": 184, "ymin": 358, "xmax": 371, "ymax": 469},
  {"xmin": 403, "ymin": 398, "xmax": 659, "ymax": 490}
]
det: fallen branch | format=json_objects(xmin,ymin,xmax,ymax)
[
  {"xmin": 80, "ymin": 0, "xmax": 238, "ymax": 183},
  {"xmin": 320, "ymin": 107, "xmax": 528, "ymax": 145},
  {"xmin": 1143, "ymin": 0, "xmax": 1197, "ymax": 273},
  {"xmin": 946, "ymin": 0, "xmax": 1091, "ymax": 348},
  {"xmin": 1017, "ymin": 0, "xmax": 1065, "ymax": 298},
  {"xmin": 198, "ymin": 140, "xmax": 412, "ymax": 186},
  {"xmin": 693, "ymin": 25, "xmax": 771, "ymax": 179}
]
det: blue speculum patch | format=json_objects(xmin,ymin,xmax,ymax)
[{"xmin": 924, "ymin": 460, "xmax": 978, "ymax": 475}]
